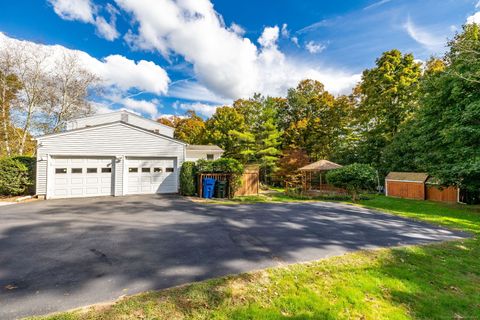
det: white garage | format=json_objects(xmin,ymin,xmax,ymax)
[{"xmin": 35, "ymin": 110, "xmax": 223, "ymax": 200}]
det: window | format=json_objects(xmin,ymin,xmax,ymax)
[
  {"xmin": 129, "ymin": 167, "xmax": 138, "ymax": 173},
  {"xmin": 55, "ymin": 168, "xmax": 67, "ymax": 174},
  {"xmin": 87, "ymin": 168, "xmax": 97, "ymax": 173},
  {"xmin": 153, "ymin": 167, "xmax": 162, "ymax": 173},
  {"xmin": 142, "ymin": 168, "xmax": 150, "ymax": 173},
  {"xmin": 71, "ymin": 168, "xmax": 82, "ymax": 174},
  {"xmin": 206, "ymin": 154, "xmax": 214, "ymax": 160},
  {"xmin": 101, "ymin": 168, "xmax": 112, "ymax": 173},
  {"xmin": 166, "ymin": 167, "xmax": 174, "ymax": 172}
]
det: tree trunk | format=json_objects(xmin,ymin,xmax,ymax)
[{"xmin": 1, "ymin": 82, "xmax": 11, "ymax": 156}]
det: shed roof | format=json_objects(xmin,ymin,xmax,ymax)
[
  {"xmin": 298, "ymin": 160, "xmax": 342, "ymax": 171},
  {"xmin": 187, "ymin": 145, "xmax": 224, "ymax": 152},
  {"xmin": 385, "ymin": 172, "xmax": 428, "ymax": 183}
]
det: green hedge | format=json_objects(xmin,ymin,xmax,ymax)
[
  {"xmin": 0, "ymin": 156, "xmax": 35, "ymax": 196},
  {"xmin": 179, "ymin": 161, "xmax": 197, "ymax": 196},
  {"xmin": 326, "ymin": 163, "xmax": 376, "ymax": 202}
]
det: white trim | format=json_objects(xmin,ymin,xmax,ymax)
[
  {"xmin": 385, "ymin": 179, "xmax": 425, "ymax": 183},
  {"xmin": 385, "ymin": 179, "xmax": 388, "ymax": 196}
]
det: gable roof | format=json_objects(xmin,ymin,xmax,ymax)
[
  {"xmin": 36, "ymin": 121, "xmax": 187, "ymax": 145},
  {"xmin": 187, "ymin": 145, "xmax": 224, "ymax": 152},
  {"xmin": 68, "ymin": 110, "xmax": 174, "ymax": 132},
  {"xmin": 385, "ymin": 172, "xmax": 428, "ymax": 183},
  {"xmin": 298, "ymin": 160, "xmax": 342, "ymax": 171}
]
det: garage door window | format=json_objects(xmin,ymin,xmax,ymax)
[
  {"xmin": 55, "ymin": 168, "xmax": 67, "ymax": 174},
  {"xmin": 87, "ymin": 168, "xmax": 97, "ymax": 173},
  {"xmin": 101, "ymin": 168, "xmax": 112, "ymax": 173},
  {"xmin": 71, "ymin": 168, "xmax": 82, "ymax": 174},
  {"xmin": 129, "ymin": 167, "xmax": 138, "ymax": 173},
  {"xmin": 153, "ymin": 167, "xmax": 162, "ymax": 173},
  {"xmin": 142, "ymin": 168, "xmax": 150, "ymax": 173},
  {"xmin": 166, "ymin": 167, "xmax": 174, "ymax": 172}
]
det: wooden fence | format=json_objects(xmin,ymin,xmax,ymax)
[
  {"xmin": 426, "ymin": 185, "xmax": 458, "ymax": 203},
  {"xmin": 197, "ymin": 166, "xmax": 259, "ymax": 198}
]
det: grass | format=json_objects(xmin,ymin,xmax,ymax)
[{"xmin": 31, "ymin": 196, "xmax": 480, "ymax": 320}]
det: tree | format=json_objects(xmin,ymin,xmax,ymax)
[
  {"xmin": 157, "ymin": 117, "xmax": 176, "ymax": 128},
  {"xmin": 0, "ymin": 71, "xmax": 21, "ymax": 156},
  {"xmin": 174, "ymin": 110, "xmax": 206, "ymax": 144},
  {"xmin": 405, "ymin": 24, "xmax": 480, "ymax": 193},
  {"xmin": 326, "ymin": 163, "xmax": 376, "ymax": 201},
  {"xmin": 234, "ymin": 95, "xmax": 282, "ymax": 182},
  {"xmin": 179, "ymin": 161, "xmax": 197, "ymax": 196},
  {"xmin": 0, "ymin": 157, "xmax": 31, "ymax": 196},
  {"xmin": 275, "ymin": 148, "xmax": 310, "ymax": 186},
  {"xmin": 281, "ymin": 80, "xmax": 347, "ymax": 160},
  {"xmin": 37, "ymin": 52, "xmax": 99, "ymax": 133},
  {"xmin": 205, "ymin": 106, "xmax": 251, "ymax": 161},
  {"xmin": 353, "ymin": 49, "xmax": 422, "ymax": 171}
]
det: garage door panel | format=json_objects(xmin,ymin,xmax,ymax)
[
  {"xmin": 127, "ymin": 157, "xmax": 177, "ymax": 194},
  {"xmin": 51, "ymin": 157, "xmax": 114, "ymax": 199}
]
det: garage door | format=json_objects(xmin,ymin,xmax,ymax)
[
  {"xmin": 127, "ymin": 158, "xmax": 177, "ymax": 194},
  {"xmin": 51, "ymin": 157, "xmax": 114, "ymax": 199}
]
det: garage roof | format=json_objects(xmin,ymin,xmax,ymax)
[
  {"xmin": 36, "ymin": 121, "xmax": 187, "ymax": 145},
  {"xmin": 385, "ymin": 172, "xmax": 428, "ymax": 182},
  {"xmin": 187, "ymin": 145, "xmax": 224, "ymax": 152}
]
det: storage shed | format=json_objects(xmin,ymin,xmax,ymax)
[
  {"xmin": 385, "ymin": 172, "xmax": 428, "ymax": 200},
  {"xmin": 385, "ymin": 172, "xmax": 459, "ymax": 203}
]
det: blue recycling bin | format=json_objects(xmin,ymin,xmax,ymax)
[{"xmin": 202, "ymin": 178, "xmax": 216, "ymax": 199}]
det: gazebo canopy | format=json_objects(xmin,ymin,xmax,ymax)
[{"xmin": 298, "ymin": 160, "xmax": 342, "ymax": 172}]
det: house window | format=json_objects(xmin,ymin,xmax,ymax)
[
  {"xmin": 129, "ymin": 167, "xmax": 138, "ymax": 173},
  {"xmin": 71, "ymin": 168, "xmax": 82, "ymax": 174},
  {"xmin": 87, "ymin": 168, "xmax": 97, "ymax": 173},
  {"xmin": 55, "ymin": 168, "xmax": 67, "ymax": 174},
  {"xmin": 153, "ymin": 167, "xmax": 162, "ymax": 173},
  {"xmin": 206, "ymin": 154, "xmax": 214, "ymax": 160},
  {"xmin": 101, "ymin": 168, "xmax": 112, "ymax": 173},
  {"xmin": 166, "ymin": 167, "xmax": 174, "ymax": 172},
  {"xmin": 142, "ymin": 168, "xmax": 150, "ymax": 173}
]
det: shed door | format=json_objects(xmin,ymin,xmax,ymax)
[
  {"xmin": 126, "ymin": 157, "xmax": 177, "ymax": 194},
  {"xmin": 51, "ymin": 157, "xmax": 114, "ymax": 199}
]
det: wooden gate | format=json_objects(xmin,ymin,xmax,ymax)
[{"xmin": 235, "ymin": 166, "xmax": 259, "ymax": 196}]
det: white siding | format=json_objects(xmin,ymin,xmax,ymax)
[
  {"xmin": 186, "ymin": 150, "xmax": 223, "ymax": 162},
  {"xmin": 66, "ymin": 111, "xmax": 174, "ymax": 137},
  {"xmin": 36, "ymin": 123, "xmax": 185, "ymax": 196}
]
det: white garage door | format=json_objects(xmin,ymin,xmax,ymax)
[
  {"xmin": 51, "ymin": 157, "xmax": 114, "ymax": 199},
  {"xmin": 127, "ymin": 157, "xmax": 177, "ymax": 194}
]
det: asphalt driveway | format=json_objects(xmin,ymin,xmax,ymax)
[{"xmin": 0, "ymin": 195, "xmax": 467, "ymax": 319}]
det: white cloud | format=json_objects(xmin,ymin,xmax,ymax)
[
  {"xmin": 0, "ymin": 32, "xmax": 170, "ymax": 104},
  {"xmin": 49, "ymin": 0, "xmax": 94, "ymax": 22},
  {"xmin": 121, "ymin": 97, "xmax": 160, "ymax": 116},
  {"xmin": 115, "ymin": 0, "xmax": 360, "ymax": 99},
  {"xmin": 49, "ymin": 0, "xmax": 120, "ymax": 41},
  {"xmin": 291, "ymin": 36, "xmax": 299, "ymax": 47},
  {"xmin": 467, "ymin": 12, "xmax": 480, "ymax": 24},
  {"xmin": 305, "ymin": 41, "xmax": 326, "ymax": 54},
  {"xmin": 168, "ymin": 80, "xmax": 231, "ymax": 105},
  {"xmin": 229, "ymin": 23, "xmax": 245, "ymax": 36},
  {"xmin": 403, "ymin": 17, "xmax": 445, "ymax": 53},
  {"xmin": 281, "ymin": 23, "xmax": 289, "ymax": 38},
  {"xmin": 258, "ymin": 26, "xmax": 280, "ymax": 48},
  {"xmin": 177, "ymin": 102, "xmax": 219, "ymax": 118},
  {"xmin": 363, "ymin": 0, "xmax": 393, "ymax": 10}
]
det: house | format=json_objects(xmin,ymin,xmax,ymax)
[
  {"xmin": 385, "ymin": 172, "xmax": 459, "ymax": 203},
  {"xmin": 35, "ymin": 110, "xmax": 223, "ymax": 199}
]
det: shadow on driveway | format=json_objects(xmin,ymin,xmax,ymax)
[{"xmin": 0, "ymin": 195, "xmax": 467, "ymax": 319}]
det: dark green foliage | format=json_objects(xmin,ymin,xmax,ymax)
[
  {"xmin": 326, "ymin": 163, "xmax": 377, "ymax": 201},
  {"xmin": 0, "ymin": 157, "xmax": 33, "ymax": 196},
  {"xmin": 196, "ymin": 158, "xmax": 243, "ymax": 174},
  {"xmin": 179, "ymin": 161, "xmax": 197, "ymax": 196}
]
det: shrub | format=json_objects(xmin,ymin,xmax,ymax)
[
  {"xmin": 11, "ymin": 156, "xmax": 36, "ymax": 194},
  {"xmin": 179, "ymin": 161, "xmax": 197, "ymax": 196},
  {"xmin": 326, "ymin": 163, "xmax": 377, "ymax": 202},
  {"xmin": 0, "ymin": 157, "xmax": 33, "ymax": 196},
  {"xmin": 196, "ymin": 158, "xmax": 244, "ymax": 198}
]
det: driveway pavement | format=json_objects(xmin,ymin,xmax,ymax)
[{"xmin": 0, "ymin": 195, "xmax": 467, "ymax": 319}]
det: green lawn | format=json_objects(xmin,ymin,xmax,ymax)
[{"xmin": 32, "ymin": 196, "xmax": 480, "ymax": 320}]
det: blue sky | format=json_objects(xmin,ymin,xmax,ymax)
[{"xmin": 0, "ymin": 0, "xmax": 478, "ymax": 119}]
